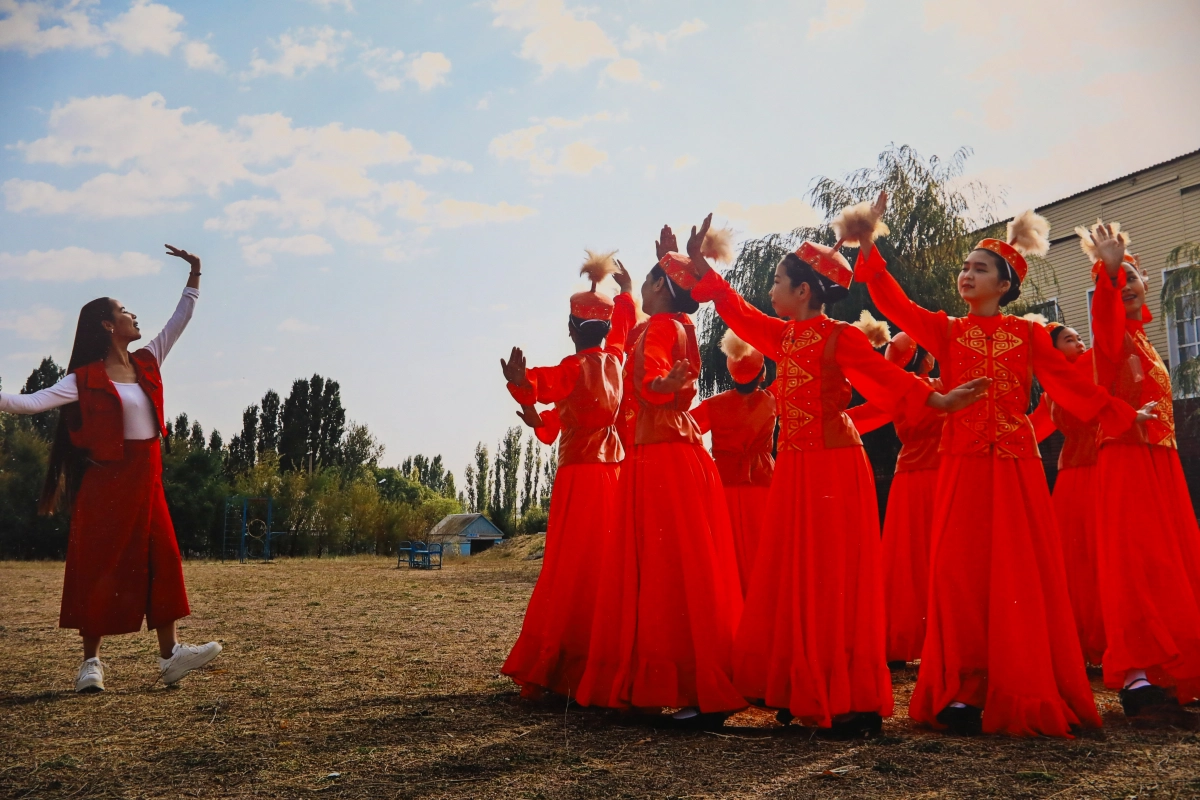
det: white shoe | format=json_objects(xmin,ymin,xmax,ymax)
[
  {"xmin": 75, "ymin": 658, "xmax": 105, "ymax": 693},
  {"xmin": 159, "ymin": 641, "xmax": 223, "ymax": 685}
]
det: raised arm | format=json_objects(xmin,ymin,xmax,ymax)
[
  {"xmin": 604, "ymin": 289, "xmax": 637, "ymax": 360},
  {"xmin": 503, "ymin": 349, "xmax": 582, "ymax": 407},
  {"xmin": 143, "ymin": 287, "xmax": 199, "ymax": 365},
  {"xmin": 1031, "ymin": 322, "xmax": 1135, "ymax": 437},
  {"xmin": 854, "ymin": 246, "xmax": 952, "ymax": 363},
  {"xmin": 835, "ymin": 324, "xmax": 932, "ymax": 419},
  {"xmin": 0, "ymin": 374, "xmax": 79, "ymax": 415},
  {"xmin": 691, "ymin": 270, "xmax": 786, "ymax": 361}
]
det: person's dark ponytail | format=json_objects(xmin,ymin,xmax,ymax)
[{"xmin": 38, "ymin": 298, "xmax": 114, "ymax": 515}]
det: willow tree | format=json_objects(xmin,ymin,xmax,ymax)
[
  {"xmin": 1161, "ymin": 241, "xmax": 1200, "ymax": 398},
  {"xmin": 698, "ymin": 144, "xmax": 1002, "ymax": 396}
]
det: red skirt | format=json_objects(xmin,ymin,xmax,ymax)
[
  {"xmin": 502, "ymin": 462, "xmax": 621, "ymax": 697},
  {"xmin": 724, "ymin": 484, "xmax": 770, "ymax": 595},
  {"xmin": 59, "ymin": 439, "xmax": 190, "ymax": 637},
  {"xmin": 576, "ymin": 442, "xmax": 744, "ymax": 712},
  {"xmin": 882, "ymin": 467, "xmax": 937, "ymax": 663},
  {"xmin": 733, "ymin": 447, "xmax": 893, "ymax": 727},
  {"xmin": 1052, "ymin": 464, "xmax": 1105, "ymax": 666},
  {"xmin": 910, "ymin": 455, "xmax": 1100, "ymax": 737},
  {"xmin": 1095, "ymin": 444, "xmax": 1200, "ymax": 702}
]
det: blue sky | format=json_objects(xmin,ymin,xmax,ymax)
[{"xmin": 2, "ymin": 0, "xmax": 1198, "ymax": 478}]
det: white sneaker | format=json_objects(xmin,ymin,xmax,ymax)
[
  {"xmin": 159, "ymin": 641, "xmax": 223, "ymax": 685},
  {"xmin": 75, "ymin": 658, "xmax": 105, "ymax": 693}
]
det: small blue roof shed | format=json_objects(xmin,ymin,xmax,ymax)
[{"xmin": 428, "ymin": 513, "xmax": 505, "ymax": 555}]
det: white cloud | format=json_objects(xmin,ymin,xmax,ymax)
[
  {"xmin": 278, "ymin": 317, "xmax": 319, "ymax": 332},
  {"xmin": 489, "ymin": 112, "xmax": 616, "ymax": 177},
  {"xmin": 807, "ymin": 0, "xmax": 865, "ymax": 39},
  {"xmin": 184, "ymin": 40, "xmax": 223, "ymax": 71},
  {"xmin": 433, "ymin": 199, "xmax": 536, "ymax": 228},
  {"xmin": 104, "ymin": 0, "xmax": 183, "ymax": 55},
  {"xmin": 603, "ymin": 58, "xmax": 644, "ymax": 83},
  {"xmin": 308, "ymin": 0, "xmax": 353, "ymax": 10},
  {"xmin": 623, "ymin": 18, "xmax": 707, "ymax": 50},
  {"xmin": 491, "ymin": 0, "xmax": 618, "ymax": 73},
  {"xmin": 673, "ymin": 154, "xmax": 697, "ymax": 170},
  {"xmin": 245, "ymin": 26, "xmax": 350, "ymax": 78},
  {"xmin": 715, "ymin": 199, "xmax": 821, "ymax": 235},
  {"xmin": 0, "ymin": 305, "xmax": 66, "ymax": 341},
  {"xmin": 0, "ymin": 247, "xmax": 162, "ymax": 281},
  {"xmin": 407, "ymin": 51, "xmax": 451, "ymax": 91},
  {"xmin": 240, "ymin": 234, "xmax": 333, "ymax": 266},
  {"xmin": 359, "ymin": 46, "xmax": 406, "ymax": 90}
]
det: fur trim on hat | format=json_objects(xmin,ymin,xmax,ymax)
[
  {"xmin": 1075, "ymin": 219, "xmax": 1130, "ymax": 263},
  {"xmin": 1021, "ymin": 312, "xmax": 1049, "ymax": 326},
  {"xmin": 579, "ymin": 249, "xmax": 618, "ymax": 287},
  {"xmin": 1007, "ymin": 210, "xmax": 1050, "ymax": 257},
  {"xmin": 719, "ymin": 328, "xmax": 756, "ymax": 360},
  {"xmin": 853, "ymin": 309, "xmax": 892, "ymax": 348},
  {"xmin": 701, "ymin": 227, "xmax": 736, "ymax": 264},
  {"xmin": 831, "ymin": 200, "xmax": 890, "ymax": 247}
]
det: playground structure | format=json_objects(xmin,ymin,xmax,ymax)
[{"xmin": 222, "ymin": 496, "xmax": 287, "ymax": 562}]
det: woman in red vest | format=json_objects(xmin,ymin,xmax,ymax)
[
  {"xmin": 847, "ymin": 330, "xmax": 946, "ymax": 666},
  {"xmin": 690, "ymin": 329, "xmax": 776, "ymax": 594},
  {"xmin": 1083, "ymin": 221, "xmax": 1200, "ymax": 728},
  {"xmin": 499, "ymin": 252, "xmax": 634, "ymax": 700},
  {"xmin": 855, "ymin": 197, "xmax": 1150, "ymax": 737},
  {"xmin": 1027, "ymin": 323, "xmax": 1106, "ymax": 667},
  {"xmin": 575, "ymin": 225, "xmax": 745, "ymax": 726},
  {"xmin": 0, "ymin": 245, "xmax": 221, "ymax": 693},
  {"xmin": 687, "ymin": 209, "xmax": 987, "ymax": 737}
]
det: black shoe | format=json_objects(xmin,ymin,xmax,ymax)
[
  {"xmin": 935, "ymin": 705, "xmax": 982, "ymax": 736},
  {"xmin": 817, "ymin": 711, "xmax": 883, "ymax": 740},
  {"xmin": 776, "ymin": 709, "xmax": 794, "ymax": 726},
  {"xmin": 1119, "ymin": 685, "xmax": 1200, "ymax": 729},
  {"xmin": 887, "ymin": 660, "xmax": 908, "ymax": 670},
  {"xmin": 1119, "ymin": 684, "xmax": 1172, "ymax": 717}
]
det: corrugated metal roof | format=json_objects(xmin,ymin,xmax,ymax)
[
  {"xmin": 1034, "ymin": 148, "xmax": 1200, "ymax": 211},
  {"xmin": 428, "ymin": 513, "xmax": 504, "ymax": 540}
]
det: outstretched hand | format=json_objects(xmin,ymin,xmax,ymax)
[
  {"xmin": 927, "ymin": 377, "xmax": 991, "ymax": 413},
  {"xmin": 613, "ymin": 259, "xmax": 633, "ymax": 294},
  {"xmin": 871, "ymin": 190, "xmax": 888, "ymax": 219},
  {"xmin": 686, "ymin": 213, "xmax": 714, "ymax": 278},
  {"xmin": 501, "ymin": 346, "xmax": 530, "ymax": 388},
  {"xmin": 165, "ymin": 244, "xmax": 201, "ymax": 272},
  {"xmin": 1092, "ymin": 222, "xmax": 1127, "ymax": 274},
  {"xmin": 1136, "ymin": 401, "xmax": 1160, "ymax": 424},
  {"xmin": 516, "ymin": 405, "xmax": 543, "ymax": 429},
  {"xmin": 649, "ymin": 359, "xmax": 694, "ymax": 395},
  {"xmin": 655, "ymin": 224, "xmax": 678, "ymax": 261}
]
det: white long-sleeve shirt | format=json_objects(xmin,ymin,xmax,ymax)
[{"xmin": 0, "ymin": 288, "xmax": 198, "ymax": 440}]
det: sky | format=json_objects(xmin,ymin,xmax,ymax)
[{"xmin": 1, "ymin": 0, "xmax": 1199, "ymax": 478}]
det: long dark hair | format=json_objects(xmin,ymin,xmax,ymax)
[
  {"xmin": 38, "ymin": 298, "xmax": 115, "ymax": 515},
  {"xmin": 649, "ymin": 264, "xmax": 700, "ymax": 314}
]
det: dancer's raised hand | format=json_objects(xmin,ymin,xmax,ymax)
[
  {"xmin": 613, "ymin": 259, "xmax": 633, "ymax": 294},
  {"xmin": 927, "ymin": 377, "xmax": 991, "ymax": 413},
  {"xmin": 649, "ymin": 359, "xmax": 694, "ymax": 394},
  {"xmin": 165, "ymin": 244, "xmax": 201, "ymax": 272},
  {"xmin": 686, "ymin": 213, "xmax": 714, "ymax": 278},
  {"xmin": 501, "ymin": 347, "xmax": 530, "ymax": 388},
  {"xmin": 516, "ymin": 405, "xmax": 543, "ymax": 429},
  {"xmin": 1093, "ymin": 222, "xmax": 1127, "ymax": 273},
  {"xmin": 655, "ymin": 225, "xmax": 678, "ymax": 261},
  {"xmin": 871, "ymin": 191, "xmax": 888, "ymax": 219}
]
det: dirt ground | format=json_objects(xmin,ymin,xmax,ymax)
[{"xmin": 2, "ymin": 550, "xmax": 1199, "ymax": 799}]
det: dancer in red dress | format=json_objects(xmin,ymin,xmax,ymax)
[
  {"xmin": 1082, "ymin": 221, "xmax": 1200, "ymax": 727},
  {"xmin": 856, "ymin": 196, "xmax": 1145, "ymax": 737},
  {"xmin": 687, "ymin": 208, "xmax": 988, "ymax": 736},
  {"xmin": 690, "ymin": 329, "xmax": 776, "ymax": 594},
  {"xmin": 500, "ymin": 253, "xmax": 635, "ymax": 700},
  {"xmin": 0, "ymin": 246, "xmax": 222, "ymax": 693},
  {"xmin": 575, "ymin": 226, "xmax": 746, "ymax": 725},
  {"xmin": 1027, "ymin": 323, "xmax": 1106, "ymax": 667},
  {"xmin": 847, "ymin": 329, "xmax": 945, "ymax": 665}
]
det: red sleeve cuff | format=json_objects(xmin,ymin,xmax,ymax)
[
  {"xmin": 507, "ymin": 382, "xmax": 536, "ymax": 406},
  {"xmin": 691, "ymin": 269, "xmax": 727, "ymax": 304},
  {"xmin": 854, "ymin": 245, "xmax": 888, "ymax": 283}
]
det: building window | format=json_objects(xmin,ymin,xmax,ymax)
[
  {"xmin": 1025, "ymin": 298, "xmax": 1064, "ymax": 325},
  {"xmin": 1165, "ymin": 266, "xmax": 1200, "ymax": 369}
]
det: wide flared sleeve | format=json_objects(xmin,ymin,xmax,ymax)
[
  {"xmin": 533, "ymin": 408, "xmax": 561, "ymax": 446},
  {"xmin": 1088, "ymin": 263, "xmax": 1131, "ymax": 367},
  {"xmin": 1030, "ymin": 321, "xmax": 1135, "ymax": 437},
  {"xmin": 835, "ymin": 323, "xmax": 932, "ymax": 419},
  {"xmin": 639, "ymin": 316, "xmax": 691, "ymax": 406},
  {"xmin": 691, "ymin": 398, "xmax": 712, "ymax": 434},
  {"xmin": 144, "ymin": 287, "xmax": 199, "ymax": 366},
  {"xmin": 846, "ymin": 401, "xmax": 892, "ymax": 435},
  {"xmin": 507, "ymin": 356, "xmax": 582, "ymax": 407},
  {"xmin": 604, "ymin": 293, "xmax": 636, "ymax": 359},
  {"xmin": 692, "ymin": 270, "xmax": 786, "ymax": 361},
  {"xmin": 0, "ymin": 373, "xmax": 80, "ymax": 414},
  {"xmin": 854, "ymin": 247, "xmax": 952, "ymax": 363},
  {"xmin": 1028, "ymin": 398, "xmax": 1056, "ymax": 442}
]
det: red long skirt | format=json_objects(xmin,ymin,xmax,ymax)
[
  {"xmin": 910, "ymin": 455, "xmax": 1100, "ymax": 737},
  {"xmin": 733, "ymin": 447, "xmax": 893, "ymax": 727},
  {"xmin": 882, "ymin": 468, "xmax": 937, "ymax": 663},
  {"xmin": 725, "ymin": 484, "xmax": 770, "ymax": 595},
  {"xmin": 1095, "ymin": 444, "xmax": 1200, "ymax": 703},
  {"xmin": 1052, "ymin": 465, "xmax": 1105, "ymax": 666},
  {"xmin": 575, "ymin": 442, "xmax": 744, "ymax": 712},
  {"xmin": 502, "ymin": 462, "xmax": 621, "ymax": 697},
  {"xmin": 59, "ymin": 439, "xmax": 190, "ymax": 637}
]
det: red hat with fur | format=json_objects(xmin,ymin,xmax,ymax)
[{"xmin": 570, "ymin": 250, "xmax": 618, "ymax": 320}]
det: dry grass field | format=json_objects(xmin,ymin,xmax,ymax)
[{"xmin": 3, "ymin": 543, "xmax": 1200, "ymax": 799}]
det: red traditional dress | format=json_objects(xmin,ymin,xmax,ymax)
[
  {"xmin": 502, "ymin": 292, "xmax": 635, "ymax": 698},
  {"xmin": 856, "ymin": 245, "xmax": 1132, "ymax": 736},
  {"xmin": 847, "ymin": 372, "xmax": 945, "ymax": 664},
  {"xmin": 576, "ymin": 310, "xmax": 745, "ymax": 712},
  {"xmin": 693, "ymin": 267, "xmax": 932, "ymax": 727},
  {"xmin": 1028, "ymin": 350, "xmax": 1106, "ymax": 666},
  {"xmin": 691, "ymin": 388, "xmax": 776, "ymax": 594},
  {"xmin": 1090, "ymin": 263, "xmax": 1200, "ymax": 702}
]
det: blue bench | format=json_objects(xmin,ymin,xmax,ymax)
[{"xmin": 401, "ymin": 541, "xmax": 443, "ymax": 570}]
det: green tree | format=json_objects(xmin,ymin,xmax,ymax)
[
  {"xmin": 257, "ymin": 389, "xmax": 281, "ymax": 455},
  {"xmin": 279, "ymin": 375, "xmax": 346, "ymax": 472},
  {"xmin": 1162, "ymin": 242, "xmax": 1200, "ymax": 398},
  {"xmin": 20, "ymin": 357, "xmax": 66, "ymax": 442},
  {"xmin": 0, "ymin": 417, "xmax": 68, "ymax": 558}
]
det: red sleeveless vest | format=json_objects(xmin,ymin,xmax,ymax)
[
  {"xmin": 69, "ymin": 349, "xmax": 166, "ymax": 462},
  {"xmin": 775, "ymin": 316, "xmax": 861, "ymax": 451},
  {"xmin": 554, "ymin": 350, "xmax": 624, "ymax": 467},
  {"xmin": 705, "ymin": 389, "xmax": 776, "ymax": 486}
]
